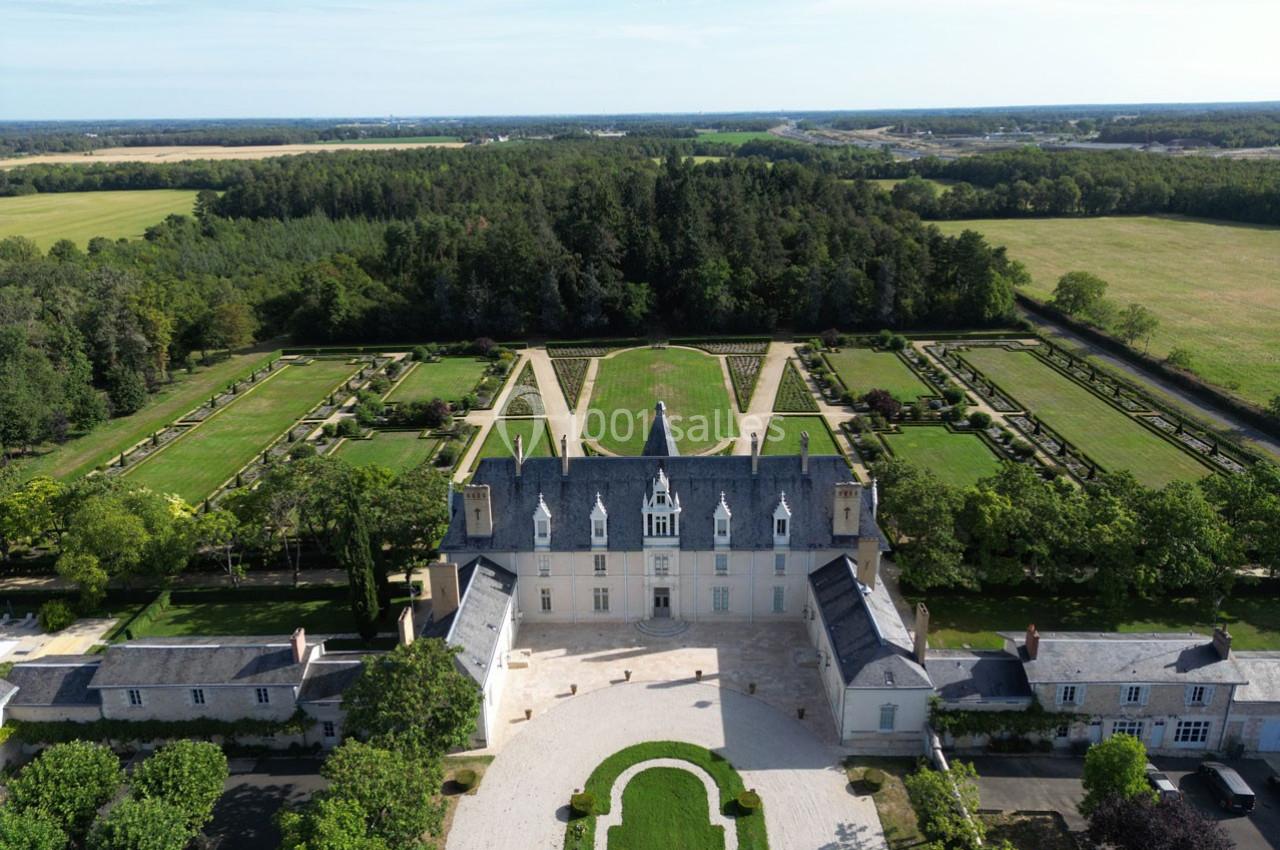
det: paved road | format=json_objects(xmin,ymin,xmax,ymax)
[
  {"xmin": 206, "ymin": 757, "xmax": 326, "ymax": 850},
  {"xmin": 447, "ymin": 681, "xmax": 886, "ymax": 850}
]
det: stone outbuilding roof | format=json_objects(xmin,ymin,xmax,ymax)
[
  {"xmin": 928, "ymin": 650, "xmax": 1033, "ymax": 705},
  {"xmin": 5, "ymin": 655, "xmax": 102, "ymax": 707},
  {"xmin": 297, "ymin": 655, "xmax": 369, "ymax": 703},
  {"xmin": 88, "ymin": 636, "xmax": 322, "ymax": 690},
  {"xmin": 1234, "ymin": 652, "xmax": 1280, "ymax": 703},
  {"xmin": 445, "ymin": 556, "xmax": 517, "ymax": 687},
  {"xmin": 999, "ymin": 631, "xmax": 1249, "ymax": 686}
]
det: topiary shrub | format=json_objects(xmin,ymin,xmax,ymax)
[
  {"xmin": 942, "ymin": 386, "xmax": 965, "ymax": 405},
  {"xmin": 436, "ymin": 445, "xmax": 458, "ymax": 467},
  {"xmin": 38, "ymin": 599, "xmax": 77, "ymax": 633},
  {"xmin": 862, "ymin": 768, "xmax": 885, "ymax": 792},
  {"xmin": 735, "ymin": 789, "xmax": 762, "ymax": 815},
  {"xmin": 968, "ymin": 411, "xmax": 992, "ymax": 429},
  {"xmin": 570, "ymin": 791, "xmax": 595, "ymax": 817},
  {"xmin": 454, "ymin": 768, "xmax": 478, "ymax": 792}
]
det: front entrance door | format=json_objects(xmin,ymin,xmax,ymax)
[
  {"xmin": 1150, "ymin": 720, "xmax": 1166, "ymax": 748},
  {"xmin": 653, "ymin": 588, "xmax": 670, "ymax": 618}
]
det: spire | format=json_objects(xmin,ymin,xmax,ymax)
[{"xmin": 642, "ymin": 400, "xmax": 679, "ymax": 457}]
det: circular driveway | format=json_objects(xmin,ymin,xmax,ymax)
[{"xmin": 446, "ymin": 681, "xmax": 886, "ymax": 850}]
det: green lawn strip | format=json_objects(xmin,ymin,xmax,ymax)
[
  {"xmin": 565, "ymin": 741, "xmax": 767, "ymax": 850},
  {"xmin": 474, "ymin": 419, "xmax": 555, "ymax": 467},
  {"xmin": 586, "ymin": 348, "xmax": 737, "ymax": 455},
  {"xmin": 981, "ymin": 812, "xmax": 1076, "ymax": 850},
  {"xmin": 125, "ymin": 360, "xmax": 358, "ymax": 503},
  {"xmin": 123, "ymin": 597, "xmax": 413, "ymax": 639},
  {"xmin": 824, "ymin": 349, "xmax": 932, "ymax": 402},
  {"xmin": 0, "ymin": 189, "xmax": 199, "ymax": 249},
  {"xmin": 880, "ymin": 426, "xmax": 1002, "ymax": 488},
  {"xmin": 771, "ymin": 360, "xmax": 818, "ymax": 412},
  {"xmin": 15, "ymin": 348, "xmax": 280, "ymax": 482},
  {"xmin": 911, "ymin": 591, "xmax": 1280, "ymax": 651},
  {"xmin": 762, "ymin": 416, "xmax": 841, "ymax": 456},
  {"xmin": 334, "ymin": 431, "xmax": 439, "ymax": 472},
  {"xmin": 844, "ymin": 759, "xmax": 924, "ymax": 850},
  {"xmin": 607, "ymin": 767, "xmax": 725, "ymax": 850},
  {"xmin": 384, "ymin": 357, "xmax": 489, "ymax": 404},
  {"xmin": 961, "ymin": 347, "xmax": 1212, "ymax": 487},
  {"xmin": 693, "ymin": 131, "xmax": 780, "ymax": 145}
]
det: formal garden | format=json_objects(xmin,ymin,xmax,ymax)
[
  {"xmin": 760, "ymin": 415, "xmax": 842, "ymax": 456},
  {"xmin": 384, "ymin": 355, "xmax": 492, "ymax": 405},
  {"xmin": 333, "ymin": 429, "xmax": 442, "ymax": 472},
  {"xmin": 824, "ymin": 347, "xmax": 933, "ymax": 403},
  {"xmin": 879, "ymin": 426, "xmax": 1002, "ymax": 488}
]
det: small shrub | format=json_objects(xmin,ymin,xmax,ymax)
[
  {"xmin": 38, "ymin": 599, "xmax": 77, "ymax": 633},
  {"xmin": 942, "ymin": 386, "xmax": 965, "ymax": 405},
  {"xmin": 876, "ymin": 328, "xmax": 894, "ymax": 348},
  {"xmin": 436, "ymin": 445, "xmax": 458, "ymax": 467},
  {"xmin": 859, "ymin": 442, "xmax": 882, "ymax": 461},
  {"xmin": 322, "ymin": 423, "xmax": 337, "ymax": 438},
  {"xmin": 288, "ymin": 442, "xmax": 317, "ymax": 460},
  {"xmin": 570, "ymin": 791, "xmax": 595, "ymax": 817},
  {"xmin": 969, "ymin": 411, "xmax": 992, "ymax": 429},
  {"xmin": 368, "ymin": 374, "xmax": 391, "ymax": 395},
  {"xmin": 736, "ymin": 789, "xmax": 762, "ymax": 815},
  {"xmin": 1011, "ymin": 439, "xmax": 1036, "ymax": 459},
  {"xmin": 412, "ymin": 346, "xmax": 430, "ymax": 362},
  {"xmin": 820, "ymin": 328, "xmax": 840, "ymax": 349},
  {"xmin": 454, "ymin": 768, "xmax": 478, "ymax": 791},
  {"xmin": 336, "ymin": 419, "xmax": 361, "ymax": 438},
  {"xmin": 887, "ymin": 334, "xmax": 908, "ymax": 352},
  {"xmin": 862, "ymin": 768, "xmax": 885, "ymax": 792}
]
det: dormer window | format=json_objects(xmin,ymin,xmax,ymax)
[
  {"xmin": 643, "ymin": 468, "xmax": 681, "ymax": 543},
  {"xmin": 590, "ymin": 493, "xmax": 608, "ymax": 547},
  {"xmin": 713, "ymin": 492, "xmax": 732, "ymax": 547},
  {"xmin": 773, "ymin": 493, "xmax": 792, "ymax": 548},
  {"xmin": 533, "ymin": 493, "xmax": 552, "ymax": 550}
]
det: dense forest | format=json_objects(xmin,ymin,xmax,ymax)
[{"xmin": 1096, "ymin": 110, "xmax": 1280, "ymax": 148}]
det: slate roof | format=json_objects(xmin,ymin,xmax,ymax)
[
  {"xmin": 6, "ymin": 656, "xmax": 102, "ymax": 706},
  {"xmin": 421, "ymin": 559, "xmax": 479, "ymax": 640},
  {"xmin": 298, "ymin": 655, "xmax": 369, "ymax": 703},
  {"xmin": 441, "ymin": 454, "xmax": 882, "ymax": 554},
  {"xmin": 928, "ymin": 650, "xmax": 1033, "ymax": 704},
  {"xmin": 809, "ymin": 555, "xmax": 932, "ymax": 690},
  {"xmin": 642, "ymin": 401, "xmax": 680, "ymax": 457},
  {"xmin": 1233, "ymin": 652, "xmax": 1280, "ymax": 703},
  {"xmin": 89, "ymin": 637, "xmax": 321, "ymax": 689},
  {"xmin": 446, "ymin": 556, "xmax": 517, "ymax": 687},
  {"xmin": 999, "ymin": 632, "xmax": 1249, "ymax": 686}
]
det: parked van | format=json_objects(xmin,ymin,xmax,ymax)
[{"xmin": 1198, "ymin": 762, "xmax": 1256, "ymax": 814}]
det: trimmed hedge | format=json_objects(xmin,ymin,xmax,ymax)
[{"xmin": 10, "ymin": 710, "xmax": 315, "ymax": 745}]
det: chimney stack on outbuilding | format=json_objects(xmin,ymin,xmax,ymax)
[
  {"xmin": 800, "ymin": 431, "xmax": 810, "ymax": 475},
  {"xmin": 514, "ymin": 435, "xmax": 524, "ymax": 477},
  {"xmin": 429, "ymin": 562, "xmax": 461, "ymax": 621},
  {"xmin": 856, "ymin": 536, "xmax": 879, "ymax": 589},
  {"xmin": 561, "ymin": 435, "xmax": 569, "ymax": 476},
  {"xmin": 914, "ymin": 603, "xmax": 929, "ymax": 667},
  {"xmin": 1212, "ymin": 625, "xmax": 1233, "ymax": 660},
  {"xmin": 1025, "ymin": 624, "xmax": 1040, "ymax": 661},
  {"xmin": 750, "ymin": 433, "xmax": 759, "ymax": 475},
  {"xmin": 397, "ymin": 606, "xmax": 415, "ymax": 647},
  {"xmin": 290, "ymin": 627, "xmax": 307, "ymax": 665}
]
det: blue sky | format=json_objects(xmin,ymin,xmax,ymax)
[{"xmin": 3, "ymin": 0, "xmax": 1278, "ymax": 120}]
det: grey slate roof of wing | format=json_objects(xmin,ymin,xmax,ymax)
[
  {"xmin": 809, "ymin": 555, "xmax": 931, "ymax": 690},
  {"xmin": 440, "ymin": 454, "xmax": 884, "ymax": 553},
  {"xmin": 1233, "ymin": 652, "xmax": 1280, "ymax": 702},
  {"xmin": 997, "ymin": 632, "xmax": 1249, "ymax": 685},
  {"xmin": 448, "ymin": 556, "xmax": 517, "ymax": 687},
  {"xmin": 6, "ymin": 656, "xmax": 102, "ymax": 706},
  {"xmin": 642, "ymin": 401, "xmax": 679, "ymax": 457},
  {"xmin": 88, "ymin": 637, "xmax": 321, "ymax": 689},
  {"xmin": 0, "ymin": 679, "xmax": 16, "ymax": 705},
  {"xmin": 928, "ymin": 650, "xmax": 1033, "ymax": 704},
  {"xmin": 421, "ymin": 559, "xmax": 479, "ymax": 640},
  {"xmin": 298, "ymin": 655, "xmax": 370, "ymax": 703}
]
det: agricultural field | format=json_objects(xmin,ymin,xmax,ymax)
[
  {"xmin": 762, "ymin": 416, "xmax": 842, "ymax": 456},
  {"xmin": 693, "ymin": 130, "xmax": 779, "ymax": 145},
  {"xmin": 385, "ymin": 358, "xmax": 489, "ymax": 404},
  {"xmin": 937, "ymin": 216, "xmax": 1280, "ymax": 405},
  {"xmin": 866, "ymin": 178, "xmax": 953, "ymax": 192},
  {"xmin": 126, "ymin": 360, "xmax": 357, "ymax": 503},
  {"xmin": 475, "ymin": 419, "xmax": 555, "ymax": 465},
  {"xmin": 881, "ymin": 427, "xmax": 1001, "ymax": 488},
  {"xmin": 0, "ymin": 141, "xmax": 465, "ymax": 168},
  {"xmin": 962, "ymin": 348, "xmax": 1212, "ymax": 487},
  {"xmin": 316, "ymin": 135, "xmax": 461, "ymax": 144},
  {"xmin": 586, "ymin": 348, "xmax": 736, "ymax": 455},
  {"xmin": 0, "ymin": 189, "xmax": 199, "ymax": 249},
  {"xmin": 334, "ymin": 430, "xmax": 439, "ymax": 472},
  {"xmin": 825, "ymin": 349, "xmax": 932, "ymax": 402}
]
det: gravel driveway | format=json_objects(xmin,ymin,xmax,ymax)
[{"xmin": 446, "ymin": 680, "xmax": 885, "ymax": 850}]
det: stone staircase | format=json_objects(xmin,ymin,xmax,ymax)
[{"xmin": 635, "ymin": 618, "xmax": 690, "ymax": 638}]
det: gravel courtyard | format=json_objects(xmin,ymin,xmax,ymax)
[{"xmin": 447, "ymin": 680, "xmax": 886, "ymax": 850}]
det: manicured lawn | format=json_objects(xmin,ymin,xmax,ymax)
[
  {"xmin": 334, "ymin": 431, "xmax": 439, "ymax": 471},
  {"xmin": 126, "ymin": 360, "xmax": 357, "ymax": 503},
  {"xmin": 844, "ymin": 759, "xmax": 923, "ymax": 850},
  {"xmin": 911, "ymin": 592, "xmax": 1280, "ymax": 651},
  {"xmin": 937, "ymin": 216, "xmax": 1280, "ymax": 406},
  {"xmin": 825, "ymin": 349, "xmax": 932, "ymax": 402},
  {"xmin": 694, "ymin": 130, "xmax": 781, "ymax": 145},
  {"xmin": 14, "ymin": 348, "xmax": 278, "ymax": 482},
  {"xmin": 474, "ymin": 419, "xmax": 554, "ymax": 466},
  {"xmin": 0, "ymin": 189, "xmax": 199, "ymax": 249},
  {"xmin": 881, "ymin": 427, "xmax": 1001, "ymax": 488},
  {"xmin": 385, "ymin": 358, "xmax": 488, "ymax": 404},
  {"xmin": 607, "ymin": 767, "xmax": 725, "ymax": 850},
  {"xmin": 125, "ymin": 598, "xmax": 357, "ymax": 638},
  {"xmin": 586, "ymin": 348, "xmax": 736, "ymax": 455},
  {"xmin": 962, "ymin": 347, "xmax": 1211, "ymax": 487},
  {"xmin": 762, "ymin": 416, "xmax": 842, "ymax": 456}
]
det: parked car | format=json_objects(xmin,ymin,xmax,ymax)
[
  {"xmin": 1198, "ymin": 761, "xmax": 1256, "ymax": 813},
  {"xmin": 1145, "ymin": 763, "xmax": 1180, "ymax": 801}
]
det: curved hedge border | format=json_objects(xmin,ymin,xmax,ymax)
[{"xmin": 563, "ymin": 740, "xmax": 768, "ymax": 850}]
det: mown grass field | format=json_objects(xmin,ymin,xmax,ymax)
[
  {"xmin": 127, "ymin": 598, "xmax": 356, "ymax": 638},
  {"xmin": 762, "ymin": 416, "xmax": 842, "ymax": 456},
  {"xmin": 334, "ymin": 431, "xmax": 439, "ymax": 472},
  {"xmin": 385, "ymin": 358, "xmax": 488, "ymax": 403},
  {"xmin": 0, "ymin": 189, "xmax": 199, "ymax": 249},
  {"xmin": 881, "ymin": 427, "xmax": 1002, "ymax": 488},
  {"xmin": 867, "ymin": 178, "xmax": 954, "ymax": 192},
  {"xmin": 587, "ymin": 348, "xmax": 736, "ymax": 455},
  {"xmin": 316, "ymin": 135, "xmax": 461, "ymax": 144},
  {"xmin": 825, "ymin": 349, "xmax": 932, "ymax": 402},
  {"xmin": 16, "ymin": 348, "xmax": 278, "ymax": 482},
  {"xmin": 693, "ymin": 130, "xmax": 779, "ymax": 145},
  {"xmin": 963, "ymin": 347, "xmax": 1211, "ymax": 487},
  {"xmin": 475, "ymin": 419, "xmax": 554, "ymax": 465},
  {"xmin": 126, "ymin": 360, "xmax": 357, "ymax": 502},
  {"xmin": 936, "ymin": 216, "xmax": 1280, "ymax": 406}
]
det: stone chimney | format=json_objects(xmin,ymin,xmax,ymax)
[
  {"xmin": 855, "ymin": 540, "xmax": 878, "ymax": 589},
  {"xmin": 870, "ymin": 478, "xmax": 879, "ymax": 518},
  {"xmin": 1212, "ymin": 626, "xmax": 1233, "ymax": 660},
  {"xmin": 914, "ymin": 603, "xmax": 929, "ymax": 667},
  {"xmin": 1025, "ymin": 624, "xmax": 1040, "ymax": 661},
  {"xmin": 397, "ymin": 606, "xmax": 415, "ymax": 647},
  {"xmin": 463, "ymin": 484, "xmax": 493, "ymax": 537},
  {"xmin": 800, "ymin": 431, "xmax": 810, "ymax": 475},
  {"xmin": 514, "ymin": 435, "xmax": 524, "ymax": 477},
  {"xmin": 290, "ymin": 627, "xmax": 307, "ymax": 664},
  {"xmin": 833, "ymin": 482, "xmax": 862, "ymax": 536},
  {"xmin": 750, "ymin": 433, "xmax": 759, "ymax": 475},
  {"xmin": 429, "ymin": 562, "xmax": 461, "ymax": 621},
  {"xmin": 560, "ymin": 435, "xmax": 569, "ymax": 476}
]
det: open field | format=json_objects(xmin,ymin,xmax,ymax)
[
  {"xmin": 15, "ymin": 348, "xmax": 279, "ymax": 482},
  {"xmin": 586, "ymin": 348, "xmax": 736, "ymax": 455},
  {"xmin": 0, "ymin": 141, "xmax": 466, "ymax": 168},
  {"xmin": 475, "ymin": 419, "xmax": 554, "ymax": 465},
  {"xmin": 316, "ymin": 135, "xmax": 461, "ymax": 144},
  {"xmin": 914, "ymin": 591, "xmax": 1280, "ymax": 651},
  {"xmin": 0, "ymin": 189, "xmax": 199, "ymax": 248},
  {"xmin": 385, "ymin": 358, "xmax": 489, "ymax": 404},
  {"xmin": 762, "ymin": 416, "xmax": 842, "ymax": 456},
  {"xmin": 881, "ymin": 427, "xmax": 1002, "ymax": 488},
  {"xmin": 334, "ymin": 431, "xmax": 439, "ymax": 472},
  {"xmin": 937, "ymin": 216, "xmax": 1280, "ymax": 405},
  {"xmin": 126, "ymin": 360, "xmax": 357, "ymax": 502},
  {"xmin": 963, "ymin": 347, "xmax": 1212, "ymax": 487},
  {"xmin": 825, "ymin": 349, "xmax": 932, "ymax": 402},
  {"xmin": 693, "ymin": 130, "xmax": 779, "ymax": 145},
  {"xmin": 866, "ymin": 178, "xmax": 954, "ymax": 192}
]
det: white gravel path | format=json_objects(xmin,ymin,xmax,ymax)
[
  {"xmin": 447, "ymin": 681, "xmax": 886, "ymax": 850},
  {"xmin": 593, "ymin": 758, "xmax": 737, "ymax": 850}
]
